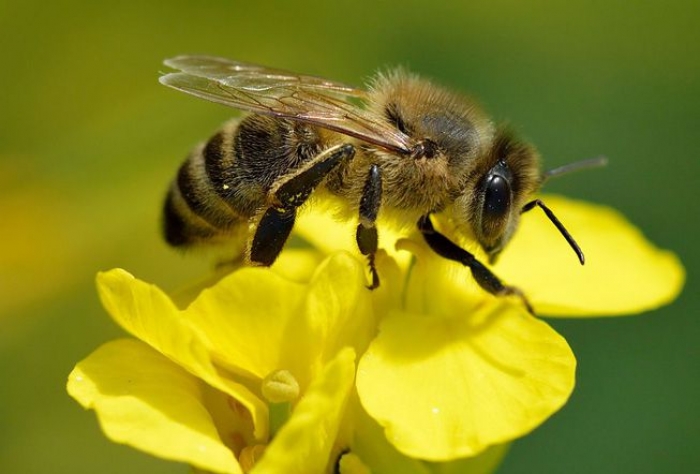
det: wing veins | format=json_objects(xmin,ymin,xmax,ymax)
[{"xmin": 160, "ymin": 56, "xmax": 414, "ymax": 153}]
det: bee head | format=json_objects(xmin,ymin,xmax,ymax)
[{"xmin": 468, "ymin": 127, "xmax": 541, "ymax": 263}]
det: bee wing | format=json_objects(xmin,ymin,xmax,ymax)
[{"xmin": 160, "ymin": 56, "xmax": 414, "ymax": 154}]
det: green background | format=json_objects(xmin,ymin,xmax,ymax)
[{"xmin": 0, "ymin": 1, "xmax": 696, "ymax": 473}]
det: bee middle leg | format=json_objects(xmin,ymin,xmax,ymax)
[
  {"xmin": 417, "ymin": 214, "xmax": 534, "ymax": 314},
  {"xmin": 355, "ymin": 164, "xmax": 382, "ymax": 289},
  {"xmin": 250, "ymin": 143, "xmax": 355, "ymax": 266}
]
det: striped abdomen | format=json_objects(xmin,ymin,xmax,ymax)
[{"xmin": 163, "ymin": 115, "xmax": 325, "ymax": 248}]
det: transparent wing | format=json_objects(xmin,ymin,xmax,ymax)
[{"xmin": 159, "ymin": 56, "xmax": 414, "ymax": 153}]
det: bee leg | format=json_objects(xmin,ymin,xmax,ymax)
[
  {"xmin": 417, "ymin": 215, "xmax": 535, "ymax": 315},
  {"xmin": 250, "ymin": 143, "xmax": 356, "ymax": 266},
  {"xmin": 356, "ymin": 164, "xmax": 382, "ymax": 289},
  {"xmin": 250, "ymin": 207, "xmax": 297, "ymax": 266}
]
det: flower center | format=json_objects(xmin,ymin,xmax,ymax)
[{"xmin": 261, "ymin": 369, "xmax": 300, "ymax": 403}]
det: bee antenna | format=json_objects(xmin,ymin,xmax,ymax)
[
  {"xmin": 542, "ymin": 156, "xmax": 608, "ymax": 183},
  {"xmin": 521, "ymin": 199, "xmax": 585, "ymax": 265}
]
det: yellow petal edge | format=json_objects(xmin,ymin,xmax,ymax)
[
  {"xmin": 497, "ymin": 196, "xmax": 685, "ymax": 316},
  {"xmin": 96, "ymin": 268, "xmax": 269, "ymax": 440},
  {"xmin": 357, "ymin": 302, "xmax": 576, "ymax": 461},
  {"xmin": 67, "ymin": 339, "xmax": 241, "ymax": 474}
]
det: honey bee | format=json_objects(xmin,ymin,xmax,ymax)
[{"xmin": 160, "ymin": 56, "xmax": 602, "ymax": 313}]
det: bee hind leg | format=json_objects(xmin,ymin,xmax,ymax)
[
  {"xmin": 250, "ymin": 207, "xmax": 297, "ymax": 266},
  {"xmin": 417, "ymin": 214, "xmax": 535, "ymax": 315},
  {"xmin": 355, "ymin": 164, "xmax": 382, "ymax": 289},
  {"xmin": 249, "ymin": 143, "xmax": 355, "ymax": 266}
]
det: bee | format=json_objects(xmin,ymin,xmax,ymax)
[{"xmin": 160, "ymin": 56, "xmax": 603, "ymax": 313}]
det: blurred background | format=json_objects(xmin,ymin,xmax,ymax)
[{"xmin": 0, "ymin": 1, "xmax": 697, "ymax": 472}]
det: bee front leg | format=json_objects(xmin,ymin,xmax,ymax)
[
  {"xmin": 250, "ymin": 143, "xmax": 355, "ymax": 266},
  {"xmin": 356, "ymin": 164, "xmax": 382, "ymax": 289},
  {"xmin": 417, "ymin": 215, "xmax": 535, "ymax": 315}
]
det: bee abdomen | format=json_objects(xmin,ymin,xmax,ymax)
[
  {"xmin": 163, "ymin": 182, "xmax": 226, "ymax": 246},
  {"xmin": 163, "ymin": 132, "xmax": 250, "ymax": 247},
  {"xmin": 163, "ymin": 115, "xmax": 326, "ymax": 249}
]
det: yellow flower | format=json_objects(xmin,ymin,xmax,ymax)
[
  {"xmin": 69, "ymin": 253, "xmax": 373, "ymax": 474},
  {"xmin": 67, "ymin": 195, "xmax": 683, "ymax": 473},
  {"xmin": 296, "ymin": 195, "xmax": 683, "ymax": 460}
]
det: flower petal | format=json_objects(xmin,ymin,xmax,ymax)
[
  {"xmin": 357, "ymin": 303, "xmax": 575, "ymax": 460},
  {"xmin": 67, "ymin": 339, "xmax": 241, "ymax": 474},
  {"xmin": 350, "ymin": 407, "xmax": 432, "ymax": 474},
  {"xmin": 295, "ymin": 199, "xmax": 358, "ymax": 255},
  {"xmin": 184, "ymin": 266, "xmax": 306, "ymax": 380},
  {"xmin": 96, "ymin": 269, "xmax": 268, "ymax": 440},
  {"xmin": 289, "ymin": 252, "xmax": 373, "ymax": 382},
  {"xmin": 271, "ymin": 248, "xmax": 326, "ymax": 283},
  {"xmin": 295, "ymin": 199, "xmax": 413, "ymax": 268},
  {"xmin": 495, "ymin": 196, "xmax": 685, "ymax": 316},
  {"xmin": 185, "ymin": 252, "xmax": 371, "ymax": 391},
  {"xmin": 251, "ymin": 347, "xmax": 357, "ymax": 474},
  {"xmin": 427, "ymin": 444, "xmax": 510, "ymax": 474}
]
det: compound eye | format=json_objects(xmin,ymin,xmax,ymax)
[
  {"xmin": 483, "ymin": 173, "xmax": 511, "ymax": 220},
  {"xmin": 476, "ymin": 161, "xmax": 514, "ymax": 259}
]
